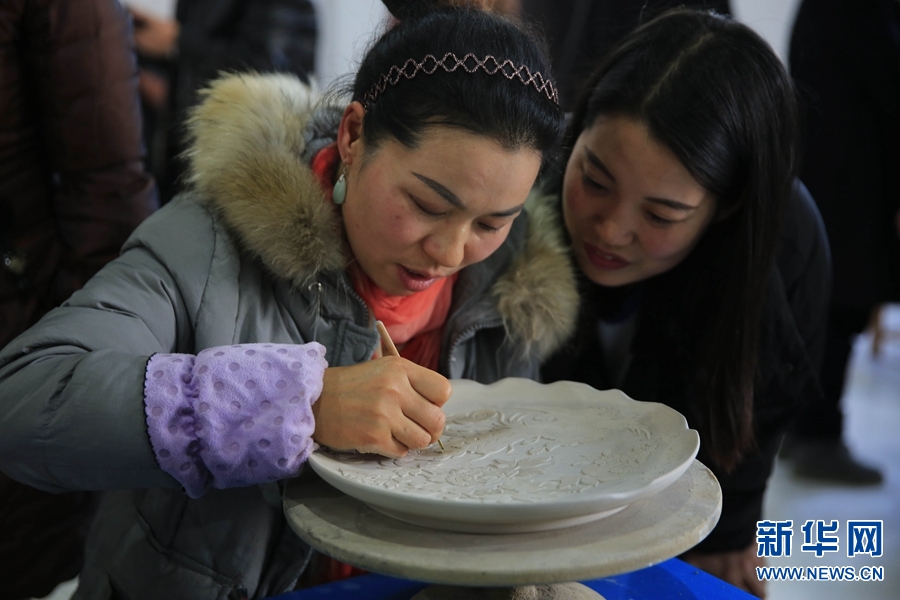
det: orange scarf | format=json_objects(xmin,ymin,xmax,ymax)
[
  {"xmin": 349, "ymin": 264, "xmax": 457, "ymax": 371},
  {"xmin": 311, "ymin": 143, "xmax": 457, "ymax": 371}
]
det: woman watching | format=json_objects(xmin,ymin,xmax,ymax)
[
  {"xmin": 0, "ymin": 4, "xmax": 576, "ymax": 598},
  {"xmin": 542, "ymin": 9, "xmax": 830, "ymax": 597}
]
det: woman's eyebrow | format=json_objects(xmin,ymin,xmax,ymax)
[
  {"xmin": 646, "ymin": 197, "xmax": 699, "ymax": 211},
  {"xmin": 413, "ymin": 172, "xmax": 524, "ymax": 218},
  {"xmin": 490, "ymin": 203, "xmax": 525, "ymax": 218},
  {"xmin": 413, "ymin": 173, "xmax": 464, "ymax": 209},
  {"xmin": 584, "ymin": 148, "xmax": 615, "ymax": 182},
  {"xmin": 584, "ymin": 148, "xmax": 700, "ymax": 211}
]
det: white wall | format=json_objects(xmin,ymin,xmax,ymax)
[
  {"xmin": 122, "ymin": 0, "xmax": 176, "ymax": 19},
  {"xmin": 309, "ymin": 0, "xmax": 390, "ymax": 91},
  {"xmin": 732, "ymin": 0, "xmax": 804, "ymax": 63},
  {"xmin": 311, "ymin": 0, "xmax": 805, "ymax": 93}
]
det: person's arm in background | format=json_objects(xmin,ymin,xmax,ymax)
[
  {"xmin": 130, "ymin": 0, "xmax": 316, "ymax": 81},
  {"xmin": 129, "ymin": 0, "xmax": 317, "ymax": 195},
  {"xmin": 776, "ymin": 180, "xmax": 832, "ymax": 374},
  {"xmin": 128, "ymin": 4, "xmax": 180, "ymax": 60},
  {"xmin": 23, "ymin": 0, "xmax": 158, "ymax": 306}
]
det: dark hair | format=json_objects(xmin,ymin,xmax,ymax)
[
  {"xmin": 568, "ymin": 9, "xmax": 799, "ymax": 470},
  {"xmin": 352, "ymin": 7, "xmax": 564, "ymax": 166}
]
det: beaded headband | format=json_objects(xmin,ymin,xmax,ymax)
[{"xmin": 362, "ymin": 52, "xmax": 560, "ymax": 107}]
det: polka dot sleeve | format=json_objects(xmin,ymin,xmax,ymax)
[{"xmin": 143, "ymin": 343, "xmax": 327, "ymax": 498}]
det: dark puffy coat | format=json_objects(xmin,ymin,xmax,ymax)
[
  {"xmin": 0, "ymin": 0, "xmax": 157, "ymax": 597},
  {"xmin": 0, "ymin": 0, "xmax": 158, "ymax": 347},
  {"xmin": 790, "ymin": 0, "xmax": 900, "ymax": 310},
  {"xmin": 544, "ymin": 181, "xmax": 830, "ymax": 552}
]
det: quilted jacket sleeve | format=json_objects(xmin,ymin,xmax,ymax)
[{"xmin": 0, "ymin": 204, "xmax": 211, "ymax": 494}]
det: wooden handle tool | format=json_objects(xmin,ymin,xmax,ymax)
[{"xmin": 375, "ymin": 320, "xmax": 445, "ymax": 451}]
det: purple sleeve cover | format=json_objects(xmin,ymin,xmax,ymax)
[{"xmin": 143, "ymin": 342, "xmax": 327, "ymax": 498}]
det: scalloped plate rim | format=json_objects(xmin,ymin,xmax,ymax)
[{"xmin": 308, "ymin": 378, "xmax": 699, "ymax": 526}]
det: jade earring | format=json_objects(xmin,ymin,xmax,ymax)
[{"xmin": 332, "ymin": 168, "xmax": 347, "ymax": 205}]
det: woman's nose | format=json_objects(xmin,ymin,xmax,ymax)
[
  {"xmin": 424, "ymin": 226, "xmax": 467, "ymax": 269},
  {"xmin": 593, "ymin": 199, "xmax": 635, "ymax": 247}
]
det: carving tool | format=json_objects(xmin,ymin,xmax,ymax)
[{"xmin": 375, "ymin": 320, "xmax": 445, "ymax": 451}]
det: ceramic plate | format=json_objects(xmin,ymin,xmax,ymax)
[{"xmin": 308, "ymin": 378, "xmax": 699, "ymax": 533}]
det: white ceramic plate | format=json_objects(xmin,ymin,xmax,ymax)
[{"xmin": 308, "ymin": 378, "xmax": 699, "ymax": 533}]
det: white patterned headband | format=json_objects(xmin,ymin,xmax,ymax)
[{"xmin": 362, "ymin": 52, "xmax": 560, "ymax": 107}]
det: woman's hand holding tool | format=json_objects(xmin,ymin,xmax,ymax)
[{"xmin": 311, "ymin": 322, "xmax": 450, "ymax": 457}]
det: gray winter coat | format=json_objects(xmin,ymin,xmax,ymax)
[{"xmin": 0, "ymin": 74, "xmax": 578, "ymax": 599}]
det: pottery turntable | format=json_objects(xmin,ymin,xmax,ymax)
[{"xmin": 284, "ymin": 378, "xmax": 722, "ymax": 599}]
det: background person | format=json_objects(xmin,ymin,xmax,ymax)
[
  {"xmin": 0, "ymin": 5, "xmax": 576, "ymax": 598},
  {"xmin": 780, "ymin": 0, "xmax": 900, "ymax": 484},
  {"xmin": 542, "ymin": 9, "xmax": 829, "ymax": 597},
  {"xmin": 0, "ymin": 0, "xmax": 157, "ymax": 596},
  {"xmin": 128, "ymin": 0, "xmax": 318, "ymax": 202}
]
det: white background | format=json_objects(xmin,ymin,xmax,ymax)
[{"xmin": 309, "ymin": 0, "xmax": 805, "ymax": 90}]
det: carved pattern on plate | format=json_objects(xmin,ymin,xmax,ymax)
[
  {"xmin": 309, "ymin": 379, "xmax": 700, "ymax": 531},
  {"xmin": 320, "ymin": 406, "xmax": 660, "ymax": 503}
]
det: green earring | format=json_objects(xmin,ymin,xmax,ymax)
[{"xmin": 332, "ymin": 170, "xmax": 347, "ymax": 205}]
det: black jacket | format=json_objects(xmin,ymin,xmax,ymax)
[
  {"xmin": 172, "ymin": 0, "xmax": 316, "ymax": 129},
  {"xmin": 790, "ymin": 0, "xmax": 900, "ymax": 309},
  {"xmin": 543, "ymin": 181, "xmax": 830, "ymax": 552}
]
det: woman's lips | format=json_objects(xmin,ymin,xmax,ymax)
[
  {"xmin": 584, "ymin": 243, "xmax": 631, "ymax": 270},
  {"xmin": 397, "ymin": 265, "xmax": 438, "ymax": 292}
]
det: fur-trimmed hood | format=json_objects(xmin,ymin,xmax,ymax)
[{"xmin": 183, "ymin": 73, "xmax": 578, "ymax": 358}]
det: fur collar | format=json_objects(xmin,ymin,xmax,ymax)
[{"xmin": 184, "ymin": 73, "xmax": 578, "ymax": 358}]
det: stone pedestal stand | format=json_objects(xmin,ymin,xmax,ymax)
[{"xmin": 283, "ymin": 460, "xmax": 721, "ymax": 600}]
